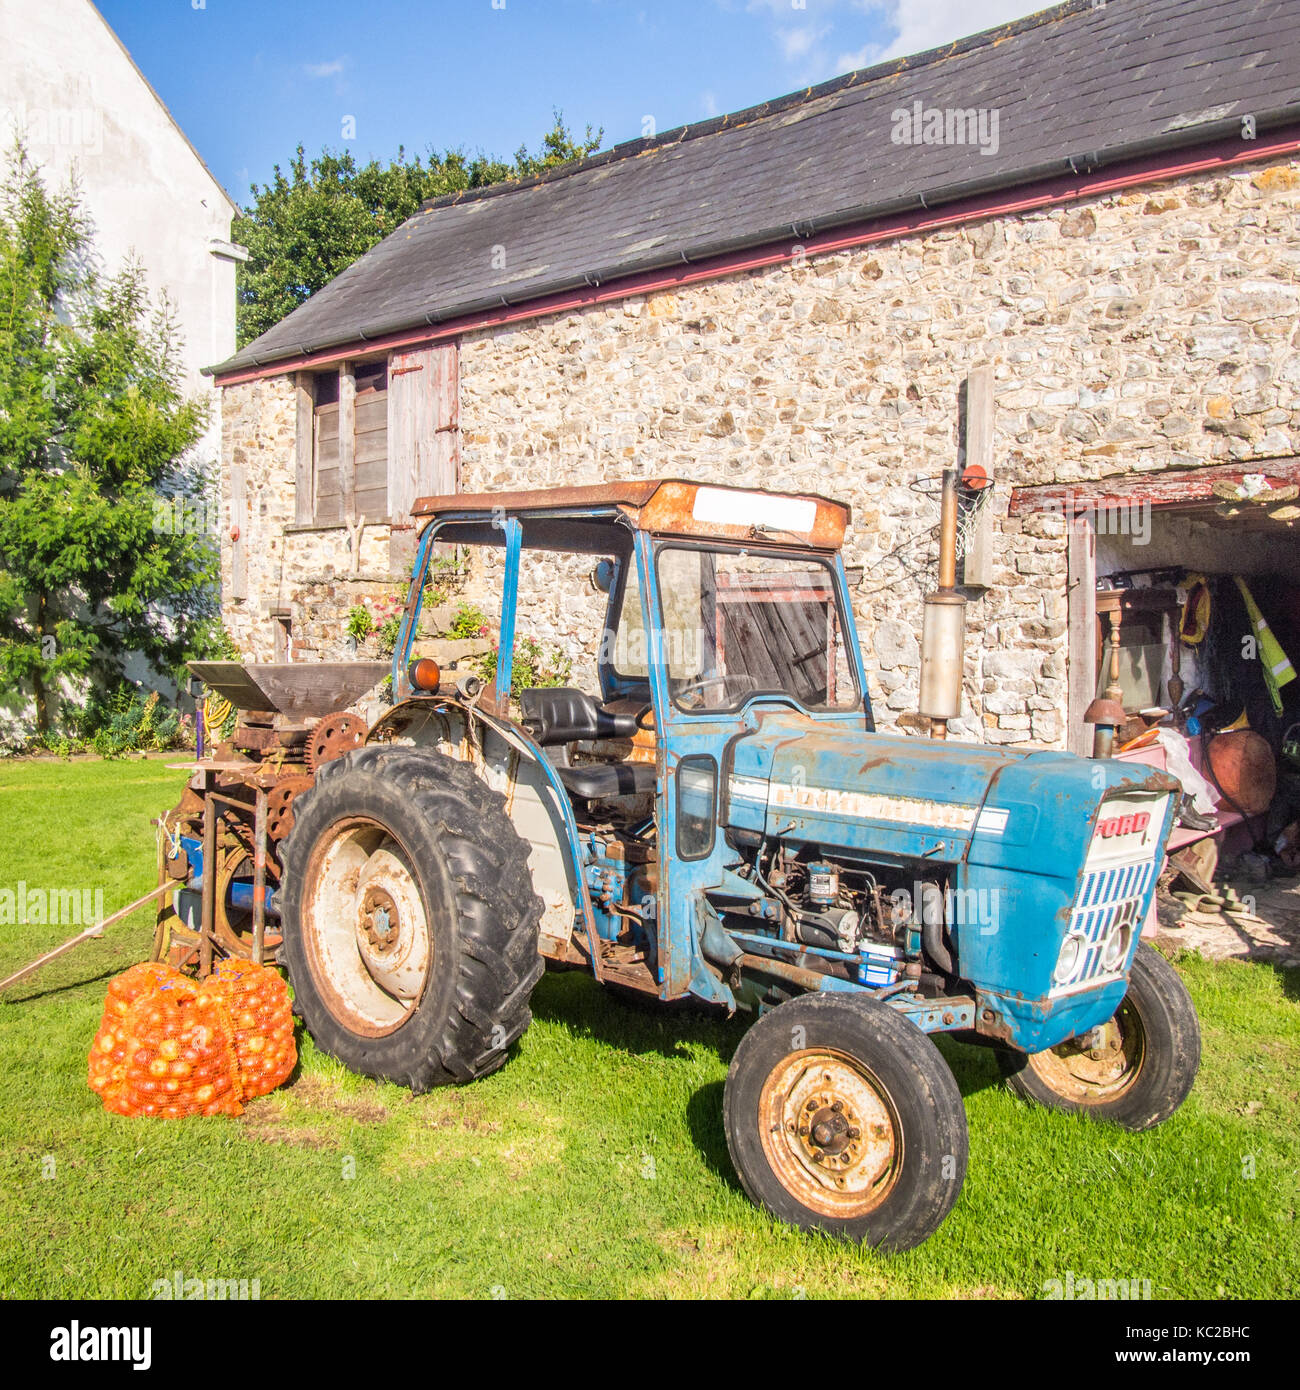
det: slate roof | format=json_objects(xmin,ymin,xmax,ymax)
[{"xmin": 213, "ymin": 0, "xmax": 1300, "ymax": 376}]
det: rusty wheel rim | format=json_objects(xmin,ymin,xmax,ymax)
[
  {"xmin": 301, "ymin": 817, "xmax": 432, "ymax": 1038},
  {"xmin": 758, "ymin": 1048, "xmax": 902, "ymax": 1219},
  {"xmin": 1026, "ymin": 999, "xmax": 1146, "ymax": 1104}
]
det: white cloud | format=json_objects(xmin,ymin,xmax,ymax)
[
  {"xmin": 702, "ymin": 90, "xmax": 720, "ymax": 117},
  {"xmin": 875, "ymin": 1, "xmax": 1044, "ymax": 62},
  {"xmin": 304, "ymin": 58, "xmax": 347, "ymax": 79},
  {"xmin": 779, "ymin": 24, "xmax": 830, "ymax": 60},
  {"xmin": 739, "ymin": 0, "xmax": 1047, "ymax": 84}
]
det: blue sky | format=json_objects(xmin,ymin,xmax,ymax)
[{"xmin": 98, "ymin": 0, "xmax": 1044, "ymax": 207}]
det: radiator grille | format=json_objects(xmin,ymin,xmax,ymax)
[{"xmin": 1051, "ymin": 858, "xmax": 1157, "ymax": 996}]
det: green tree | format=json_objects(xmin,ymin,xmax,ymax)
[
  {"xmin": 0, "ymin": 149, "xmax": 221, "ymax": 735},
  {"xmin": 235, "ymin": 114, "xmax": 602, "ymax": 346}
]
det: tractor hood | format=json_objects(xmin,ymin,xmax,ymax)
[{"xmin": 723, "ymin": 709, "xmax": 1177, "ymax": 870}]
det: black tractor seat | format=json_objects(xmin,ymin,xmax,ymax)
[
  {"xmin": 554, "ymin": 761, "xmax": 657, "ymax": 801},
  {"xmin": 519, "ymin": 688, "xmax": 655, "ymax": 802},
  {"xmin": 519, "ymin": 687, "xmax": 640, "ymax": 745}
]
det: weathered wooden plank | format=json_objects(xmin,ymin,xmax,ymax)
[
  {"xmin": 354, "ymin": 396, "xmax": 387, "ymax": 432},
  {"xmin": 355, "ymin": 486, "xmax": 387, "ymax": 521},
  {"xmin": 1066, "ymin": 513, "xmax": 1097, "ymax": 756},
  {"xmin": 1009, "ymin": 455, "xmax": 1300, "ymax": 516},
  {"xmin": 338, "ymin": 363, "xmax": 356, "ymax": 524},
  {"xmin": 388, "ymin": 347, "xmax": 428, "ymax": 520},
  {"xmin": 430, "ymin": 425, "xmax": 458, "ymax": 496},
  {"xmin": 355, "ymin": 432, "xmax": 388, "ymax": 467},
  {"xmin": 355, "ymin": 457, "xmax": 387, "ymax": 491},
  {"xmin": 230, "ymin": 463, "xmax": 247, "ymax": 600},
  {"xmin": 433, "ymin": 342, "xmax": 459, "ymax": 431},
  {"xmin": 294, "ymin": 373, "xmax": 314, "ymax": 526},
  {"xmin": 961, "ymin": 364, "xmax": 996, "ymax": 588}
]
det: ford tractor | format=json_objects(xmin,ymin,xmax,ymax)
[{"xmin": 170, "ymin": 478, "xmax": 1199, "ymax": 1251}]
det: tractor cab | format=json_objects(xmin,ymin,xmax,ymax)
[{"xmin": 384, "ymin": 480, "xmax": 871, "ymax": 1001}]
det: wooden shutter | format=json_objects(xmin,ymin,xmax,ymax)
[
  {"xmin": 313, "ymin": 371, "xmax": 343, "ymax": 526},
  {"xmin": 353, "ymin": 360, "xmax": 388, "ymax": 521},
  {"xmin": 387, "ymin": 342, "xmax": 459, "ymax": 519},
  {"xmin": 293, "ymin": 374, "xmax": 313, "ymax": 525}
]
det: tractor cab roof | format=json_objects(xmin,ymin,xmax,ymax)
[{"xmin": 412, "ymin": 479, "xmax": 849, "ymax": 554}]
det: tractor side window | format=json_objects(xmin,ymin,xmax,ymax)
[
  {"xmin": 612, "ymin": 559, "xmax": 649, "ymax": 678},
  {"xmin": 676, "ymin": 756, "xmax": 718, "ymax": 859}
]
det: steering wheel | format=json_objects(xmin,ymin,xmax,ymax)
[
  {"xmin": 673, "ymin": 675, "xmax": 732, "ymax": 709},
  {"xmin": 634, "ymin": 703, "xmax": 655, "ymax": 732}
]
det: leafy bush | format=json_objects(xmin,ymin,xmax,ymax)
[
  {"xmin": 446, "ymin": 603, "xmax": 491, "ymax": 641},
  {"xmin": 474, "ymin": 637, "xmax": 572, "ymax": 701},
  {"xmin": 346, "ymin": 606, "xmax": 375, "ymax": 643},
  {"xmin": 55, "ymin": 685, "xmax": 192, "ymax": 759},
  {"xmin": 375, "ymin": 613, "xmax": 403, "ymax": 658}
]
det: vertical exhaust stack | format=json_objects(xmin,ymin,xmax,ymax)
[{"xmin": 919, "ymin": 469, "xmax": 966, "ymax": 740}]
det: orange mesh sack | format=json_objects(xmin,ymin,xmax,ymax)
[
  {"xmin": 207, "ymin": 959, "xmax": 297, "ymax": 1098},
  {"xmin": 89, "ymin": 960, "xmax": 295, "ymax": 1117},
  {"xmin": 94, "ymin": 974, "xmax": 245, "ymax": 1118},
  {"xmin": 88, "ymin": 962, "xmax": 185, "ymax": 1103}
]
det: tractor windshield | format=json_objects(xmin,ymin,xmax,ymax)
[{"xmin": 655, "ymin": 545, "xmax": 860, "ymax": 714}]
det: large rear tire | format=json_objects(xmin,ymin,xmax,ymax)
[
  {"xmin": 723, "ymin": 993, "xmax": 968, "ymax": 1251},
  {"xmin": 996, "ymin": 943, "xmax": 1200, "ymax": 1130},
  {"xmin": 280, "ymin": 745, "xmax": 543, "ymax": 1092}
]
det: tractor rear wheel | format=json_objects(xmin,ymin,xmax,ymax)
[
  {"xmin": 279, "ymin": 745, "xmax": 543, "ymax": 1093},
  {"xmin": 995, "ymin": 942, "xmax": 1200, "ymax": 1130},
  {"xmin": 723, "ymin": 993, "xmax": 968, "ymax": 1251}
]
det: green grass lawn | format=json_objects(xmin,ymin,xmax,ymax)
[{"xmin": 0, "ymin": 756, "xmax": 1297, "ymax": 1299}]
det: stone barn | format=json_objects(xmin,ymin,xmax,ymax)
[{"xmin": 209, "ymin": 0, "xmax": 1300, "ymax": 758}]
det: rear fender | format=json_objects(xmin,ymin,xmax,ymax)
[{"xmin": 368, "ymin": 698, "xmax": 596, "ymax": 962}]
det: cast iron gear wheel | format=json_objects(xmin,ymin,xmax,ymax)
[
  {"xmin": 266, "ymin": 775, "xmax": 316, "ymax": 841},
  {"xmin": 305, "ymin": 713, "xmax": 367, "ymax": 772},
  {"xmin": 279, "ymin": 745, "xmax": 545, "ymax": 1093}
]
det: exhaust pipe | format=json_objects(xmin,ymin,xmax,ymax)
[{"xmin": 919, "ymin": 468, "xmax": 967, "ymax": 740}]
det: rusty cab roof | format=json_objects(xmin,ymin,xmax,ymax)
[{"xmin": 411, "ymin": 479, "xmax": 849, "ymax": 553}]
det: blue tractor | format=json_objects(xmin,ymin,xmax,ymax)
[{"xmin": 276, "ymin": 479, "xmax": 1199, "ymax": 1250}]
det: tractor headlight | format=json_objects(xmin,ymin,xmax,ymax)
[
  {"xmin": 1053, "ymin": 931, "xmax": 1086, "ymax": 984},
  {"xmin": 1101, "ymin": 919, "xmax": 1133, "ymax": 973}
]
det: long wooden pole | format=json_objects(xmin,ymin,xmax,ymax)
[{"xmin": 0, "ymin": 883, "xmax": 171, "ymax": 994}]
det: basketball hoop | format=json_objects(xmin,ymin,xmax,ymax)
[{"xmin": 955, "ymin": 470, "xmax": 994, "ymax": 560}]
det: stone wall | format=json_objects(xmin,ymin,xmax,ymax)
[
  {"xmin": 222, "ymin": 153, "xmax": 1300, "ymax": 745},
  {"xmin": 456, "ymin": 155, "xmax": 1300, "ymax": 745}
]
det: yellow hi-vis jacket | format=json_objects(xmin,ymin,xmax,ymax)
[{"xmin": 1234, "ymin": 576, "xmax": 1297, "ymax": 715}]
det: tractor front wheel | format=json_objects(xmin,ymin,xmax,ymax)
[
  {"xmin": 723, "ymin": 993, "xmax": 969, "ymax": 1251},
  {"xmin": 279, "ymin": 745, "xmax": 543, "ymax": 1093},
  {"xmin": 996, "ymin": 942, "xmax": 1200, "ymax": 1130}
]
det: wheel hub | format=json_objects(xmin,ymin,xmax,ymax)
[
  {"xmin": 303, "ymin": 821, "xmax": 433, "ymax": 1036},
  {"xmin": 760, "ymin": 1051, "xmax": 900, "ymax": 1216},
  {"xmin": 1028, "ymin": 1002, "xmax": 1144, "ymax": 1102}
]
